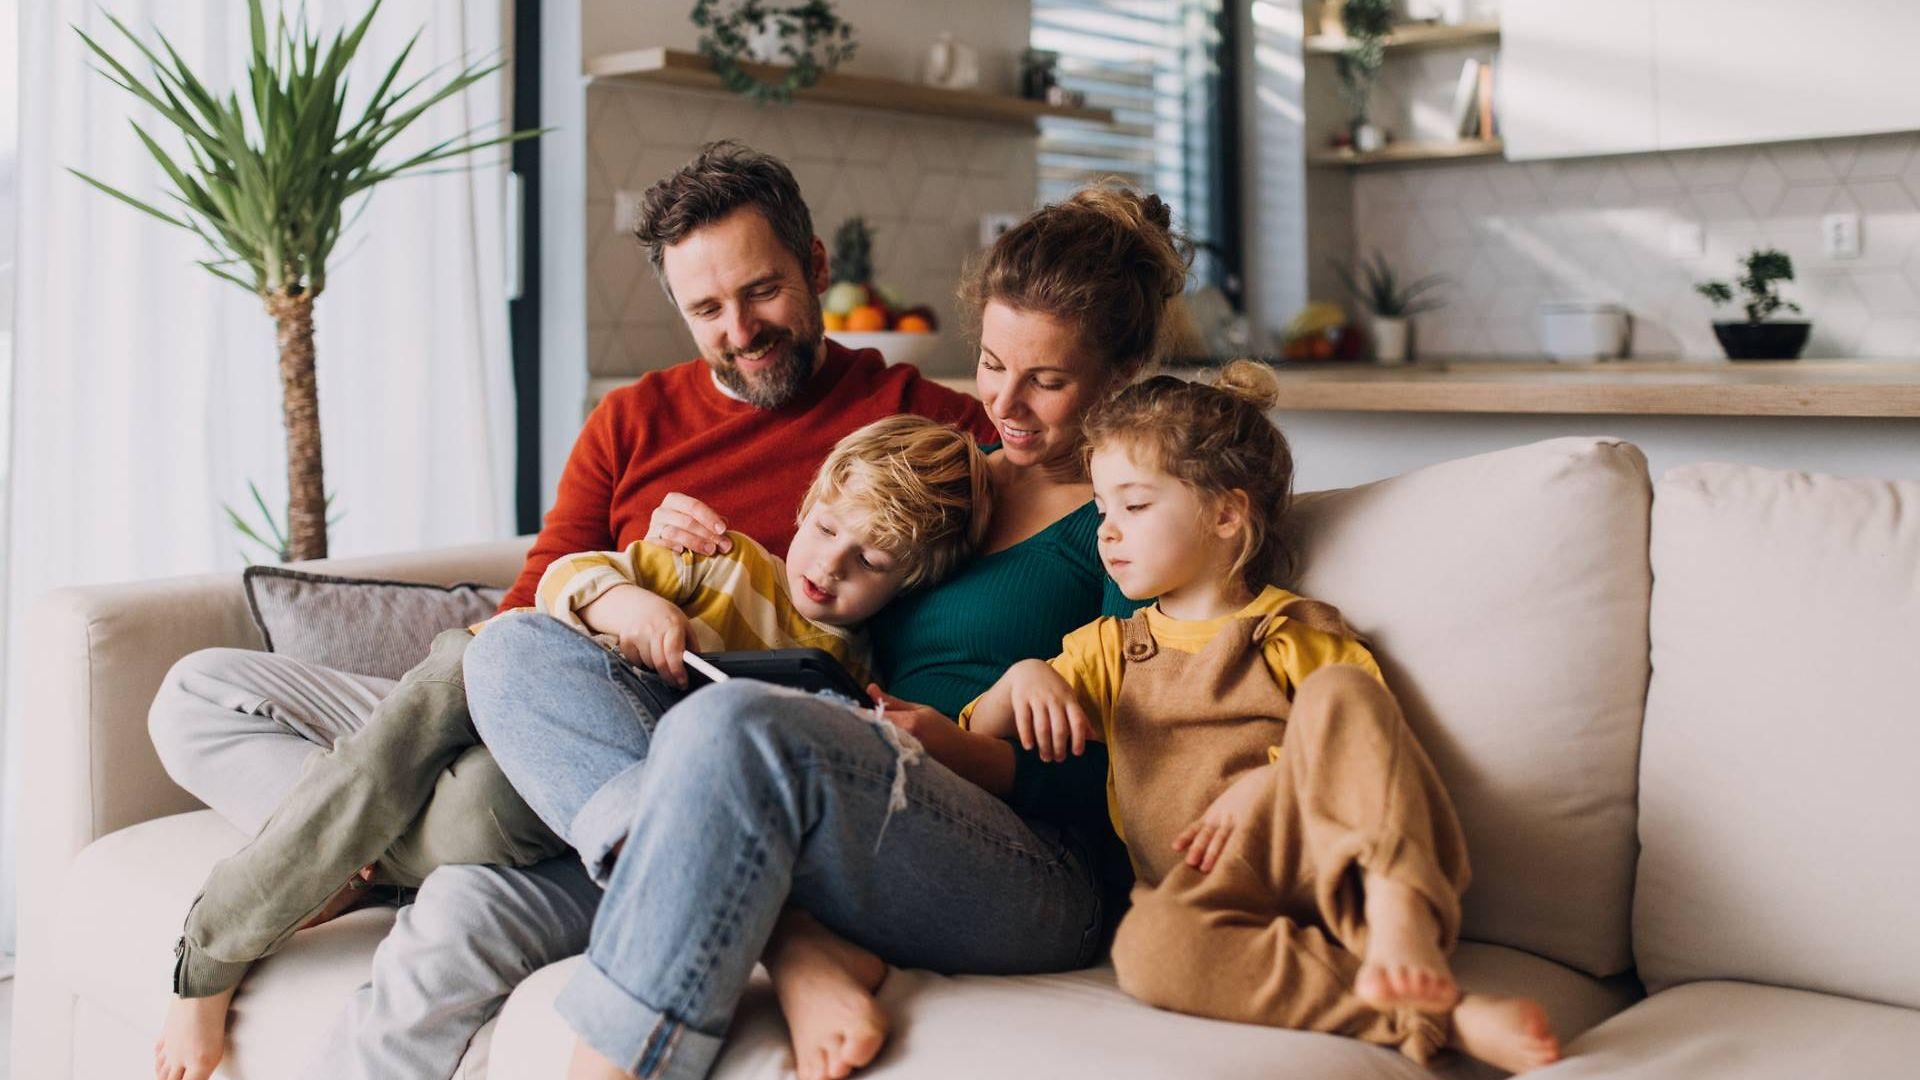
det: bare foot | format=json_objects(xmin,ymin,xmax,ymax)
[
  {"xmin": 567, "ymin": 1038, "xmax": 636, "ymax": 1079},
  {"xmin": 1450, "ymin": 993, "xmax": 1562, "ymax": 1074},
  {"xmin": 1354, "ymin": 875, "xmax": 1459, "ymax": 1013},
  {"xmin": 766, "ymin": 911, "xmax": 890, "ymax": 1080},
  {"xmin": 153, "ymin": 987, "xmax": 235, "ymax": 1080},
  {"xmin": 299, "ymin": 865, "xmax": 377, "ymax": 931}
]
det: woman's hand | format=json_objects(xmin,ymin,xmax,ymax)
[
  {"xmin": 646, "ymin": 492, "xmax": 733, "ymax": 556},
  {"xmin": 579, "ymin": 584, "xmax": 695, "ymax": 688},
  {"xmin": 1172, "ymin": 767, "xmax": 1272, "ymax": 873},
  {"xmin": 1006, "ymin": 660, "xmax": 1092, "ymax": 762}
]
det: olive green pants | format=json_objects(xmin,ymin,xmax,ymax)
[{"xmin": 172, "ymin": 628, "xmax": 566, "ymax": 997}]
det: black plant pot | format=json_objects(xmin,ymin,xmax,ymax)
[{"xmin": 1712, "ymin": 320, "xmax": 1810, "ymax": 361}]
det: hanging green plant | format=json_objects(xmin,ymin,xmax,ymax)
[{"xmin": 690, "ymin": 0, "xmax": 857, "ymax": 105}]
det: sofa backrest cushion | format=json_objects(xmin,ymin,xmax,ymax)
[
  {"xmin": 1635, "ymin": 463, "xmax": 1920, "ymax": 1008},
  {"xmin": 1287, "ymin": 437, "xmax": 1652, "ymax": 977}
]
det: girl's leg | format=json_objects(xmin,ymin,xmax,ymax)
[{"xmin": 557, "ymin": 680, "xmax": 1103, "ymax": 1080}]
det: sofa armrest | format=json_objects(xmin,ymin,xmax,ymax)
[{"xmin": 19, "ymin": 536, "xmax": 533, "ymax": 856}]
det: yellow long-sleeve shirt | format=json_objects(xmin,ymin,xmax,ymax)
[
  {"xmin": 532, "ymin": 530, "xmax": 871, "ymax": 685},
  {"xmin": 962, "ymin": 585, "xmax": 1381, "ymax": 837}
]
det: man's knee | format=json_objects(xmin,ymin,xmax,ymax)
[{"xmin": 148, "ymin": 647, "xmax": 266, "ymax": 764}]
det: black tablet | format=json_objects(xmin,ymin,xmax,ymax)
[{"xmin": 686, "ymin": 648, "xmax": 870, "ymax": 704}]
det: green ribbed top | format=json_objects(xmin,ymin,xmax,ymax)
[{"xmin": 870, "ymin": 500, "xmax": 1141, "ymax": 719}]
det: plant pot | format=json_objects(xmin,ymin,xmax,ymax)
[
  {"xmin": 1369, "ymin": 316, "xmax": 1409, "ymax": 364},
  {"xmin": 1712, "ymin": 320, "xmax": 1810, "ymax": 361},
  {"xmin": 1352, "ymin": 121, "xmax": 1386, "ymax": 154}
]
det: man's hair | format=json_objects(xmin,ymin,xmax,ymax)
[
  {"xmin": 635, "ymin": 141, "xmax": 815, "ymax": 295},
  {"xmin": 798, "ymin": 416, "xmax": 993, "ymax": 592}
]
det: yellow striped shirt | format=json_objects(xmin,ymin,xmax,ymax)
[{"xmin": 533, "ymin": 531, "xmax": 870, "ymax": 685}]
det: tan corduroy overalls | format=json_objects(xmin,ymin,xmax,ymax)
[{"xmin": 1105, "ymin": 601, "xmax": 1471, "ymax": 1063}]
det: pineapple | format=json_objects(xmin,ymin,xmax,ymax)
[{"xmin": 830, "ymin": 217, "xmax": 875, "ymax": 285}]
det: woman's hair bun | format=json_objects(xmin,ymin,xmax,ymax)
[
  {"xmin": 1212, "ymin": 359, "xmax": 1282, "ymax": 412},
  {"xmin": 1139, "ymin": 192, "xmax": 1173, "ymax": 233}
]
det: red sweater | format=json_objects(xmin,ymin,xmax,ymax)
[{"xmin": 501, "ymin": 340, "xmax": 994, "ymax": 611}]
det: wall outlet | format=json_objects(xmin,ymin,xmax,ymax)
[
  {"xmin": 613, "ymin": 190, "xmax": 644, "ymax": 236},
  {"xmin": 979, "ymin": 212, "xmax": 1022, "ymax": 248},
  {"xmin": 1822, "ymin": 212, "xmax": 1862, "ymax": 259},
  {"xmin": 1667, "ymin": 222, "xmax": 1705, "ymax": 258}
]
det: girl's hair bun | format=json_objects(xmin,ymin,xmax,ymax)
[{"xmin": 1212, "ymin": 359, "xmax": 1282, "ymax": 412}]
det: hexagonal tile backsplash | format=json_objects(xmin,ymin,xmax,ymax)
[
  {"xmin": 586, "ymin": 83, "xmax": 1040, "ymax": 381},
  {"xmin": 1353, "ymin": 130, "xmax": 1920, "ymax": 359}
]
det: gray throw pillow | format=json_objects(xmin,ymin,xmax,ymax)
[{"xmin": 243, "ymin": 566, "xmax": 507, "ymax": 681}]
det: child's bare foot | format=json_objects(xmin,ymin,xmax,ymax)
[
  {"xmin": 299, "ymin": 865, "xmax": 377, "ymax": 931},
  {"xmin": 153, "ymin": 986, "xmax": 235, "ymax": 1080},
  {"xmin": 1450, "ymin": 993, "xmax": 1562, "ymax": 1074},
  {"xmin": 766, "ymin": 911, "xmax": 890, "ymax": 1080},
  {"xmin": 1355, "ymin": 875, "xmax": 1459, "ymax": 1013}
]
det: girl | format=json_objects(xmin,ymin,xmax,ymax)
[{"xmin": 963, "ymin": 362, "xmax": 1564, "ymax": 1074}]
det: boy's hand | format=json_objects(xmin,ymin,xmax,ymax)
[
  {"xmin": 1007, "ymin": 659, "xmax": 1091, "ymax": 763},
  {"xmin": 646, "ymin": 492, "xmax": 733, "ymax": 556},
  {"xmin": 579, "ymin": 584, "xmax": 695, "ymax": 688},
  {"xmin": 1173, "ymin": 767, "xmax": 1272, "ymax": 873}
]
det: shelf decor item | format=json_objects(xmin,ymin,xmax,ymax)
[
  {"xmin": 1333, "ymin": 250, "xmax": 1448, "ymax": 364},
  {"xmin": 820, "ymin": 218, "xmax": 941, "ymax": 367},
  {"xmin": 1695, "ymin": 248, "xmax": 1810, "ymax": 361},
  {"xmin": 1336, "ymin": 0, "xmax": 1396, "ymax": 152},
  {"xmin": 72, "ymin": 0, "xmax": 543, "ymax": 561},
  {"xmin": 690, "ymin": 0, "xmax": 857, "ymax": 105}
]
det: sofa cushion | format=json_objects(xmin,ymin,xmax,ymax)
[
  {"xmin": 1286, "ymin": 438, "xmax": 1653, "ymax": 978},
  {"xmin": 244, "ymin": 565, "xmax": 505, "ymax": 680},
  {"xmin": 1636, "ymin": 463, "xmax": 1920, "ymax": 1007},
  {"xmin": 1528, "ymin": 982, "xmax": 1920, "ymax": 1079},
  {"xmin": 489, "ymin": 944, "xmax": 1636, "ymax": 1080}
]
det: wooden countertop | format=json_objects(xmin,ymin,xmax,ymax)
[{"xmin": 934, "ymin": 360, "xmax": 1920, "ymax": 418}]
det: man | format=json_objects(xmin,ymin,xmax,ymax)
[{"xmin": 147, "ymin": 140, "xmax": 993, "ymax": 1079}]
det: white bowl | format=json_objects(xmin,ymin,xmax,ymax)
[{"xmin": 831, "ymin": 331, "xmax": 943, "ymax": 369}]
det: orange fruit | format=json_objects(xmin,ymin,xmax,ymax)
[
  {"xmin": 846, "ymin": 305, "xmax": 887, "ymax": 332},
  {"xmin": 896, "ymin": 314, "xmax": 933, "ymax": 334},
  {"xmin": 822, "ymin": 311, "xmax": 848, "ymax": 332}
]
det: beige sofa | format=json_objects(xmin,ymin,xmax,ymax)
[{"xmin": 15, "ymin": 437, "xmax": 1920, "ymax": 1079}]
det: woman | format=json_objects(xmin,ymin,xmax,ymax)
[{"xmin": 470, "ymin": 185, "xmax": 1190, "ymax": 1080}]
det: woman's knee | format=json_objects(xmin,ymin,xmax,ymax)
[{"xmin": 654, "ymin": 680, "xmax": 851, "ymax": 767}]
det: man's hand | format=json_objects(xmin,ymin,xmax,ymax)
[
  {"xmin": 646, "ymin": 492, "xmax": 733, "ymax": 556},
  {"xmin": 1006, "ymin": 660, "xmax": 1092, "ymax": 763},
  {"xmin": 579, "ymin": 584, "xmax": 695, "ymax": 688},
  {"xmin": 1172, "ymin": 767, "xmax": 1274, "ymax": 873}
]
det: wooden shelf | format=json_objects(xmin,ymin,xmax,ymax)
[
  {"xmin": 586, "ymin": 48, "xmax": 1115, "ymax": 128},
  {"xmin": 933, "ymin": 360, "xmax": 1920, "ymax": 418},
  {"xmin": 1306, "ymin": 20, "xmax": 1500, "ymax": 55},
  {"xmin": 1309, "ymin": 138, "xmax": 1504, "ymax": 168}
]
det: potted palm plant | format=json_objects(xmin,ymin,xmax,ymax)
[
  {"xmin": 1336, "ymin": 0, "xmax": 1395, "ymax": 153},
  {"xmin": 72, "ymin": 0, "xmax": 543, "ymax": 560},
  {"xmin": 1695, "ymin": 248, "xmax": 1810, "ymax": 361},
  {"xmin": 1333, "ymin": 250, "xmax": 1448, "ymax": 364}
]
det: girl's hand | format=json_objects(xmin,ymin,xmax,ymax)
[
  {"xmin": 1006, "ymin": 660, "xmax": 1091, "ymax": 762},
  {"xmin": 1172, "ymin": 768, "xmax": 1272, "ymax": 873},
  {"xmin": 580, "ymin": 585, "xmax": 695, "ymax": 688},
  {"xmin": 646, "ymin": 492, "xmax": 733, "ymax": 556},
  {"xmin": 867, "ymin": 685, "xmax": 954, "ymax": 743}
]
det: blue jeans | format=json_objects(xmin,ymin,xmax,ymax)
[{"xmin": 467, "ymin": 612, "xmax": 1106, "ymax": 1080}]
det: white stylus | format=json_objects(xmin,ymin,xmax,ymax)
[{"xmin": 682, "ymin": 651, "xmax": 729, "ymax": 684}]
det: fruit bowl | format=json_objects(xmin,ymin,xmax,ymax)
[{"xmin": 830, "ymin": 331, "xmax": 944, "ymax": 369}]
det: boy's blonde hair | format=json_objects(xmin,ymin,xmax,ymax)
[
  {"xmin": 1081, "ymin": 360, "xmax": 1294, "ymax": 591},
  {"xmin": 797, "ymin": 416, "xmax": 992, "ymax": 591}
]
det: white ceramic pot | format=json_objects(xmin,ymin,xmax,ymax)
[
  {"xmin": 1538, "ymin": 302, "xmax": 1630, "ymax": 362},
  {"xmin": 830, "ymin": 331, "xmax": 943, "ymax": 370},
  {"xmin": 1369, "ymin": 316, "xmax": 1410, "ymax": 364}
]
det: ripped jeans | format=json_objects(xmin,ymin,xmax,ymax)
[{"xmin": 466, "ymin": 612, "xmax": 1105, "ymax": 1080}]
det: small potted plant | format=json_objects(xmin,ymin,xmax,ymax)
[
  {"xmin": 1336, "ymin": 0, "xmax": 1395, "ymax": 153},
  {"xmin": 1695, "ymin": 248, "xmax": 1810, "ymax": 361},
  {"xmin": 1333, "ymin": 250, "xmax": 1448, "ymax": 364}
]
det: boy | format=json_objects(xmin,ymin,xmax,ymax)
[{"xmin": 157, "ymin": 416, "xmax": 990, "ymax": 1080}]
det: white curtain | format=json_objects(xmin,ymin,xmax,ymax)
[{"xmin": 1, "ymin": 0, "xmax": 518, "ymax": 951}]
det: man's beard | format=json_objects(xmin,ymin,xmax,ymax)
[{"xmin": 711, "ymin": 320, "xmax": 822, "ymax": 410}]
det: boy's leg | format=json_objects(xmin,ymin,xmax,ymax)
[
  {"xmin": 149, "ymin": 646, "xmax": 396, "ymax": 833},
  {"xmin": 378, "ymin": 743, "xmax": 570, "ymax": 884},
  {"xmin": 1109, "ymin": 766, "xmax": 1450, "ymax": 1063},
  {"xmin": 176, "ymin": 629, "xmax": 512, "ymax": 996}
]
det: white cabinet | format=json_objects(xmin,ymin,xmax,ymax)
[
  {"xmin": 1654, "ymin": 0, "xmax": 1920, "ymax": 151},
  {"xmin": 1500, "ymin": 0, "xmax": 1656, "ymax": 161},
  {"xmin": 1501, "ymin": 0, "xmax": 1920, "ymax": 161}
]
